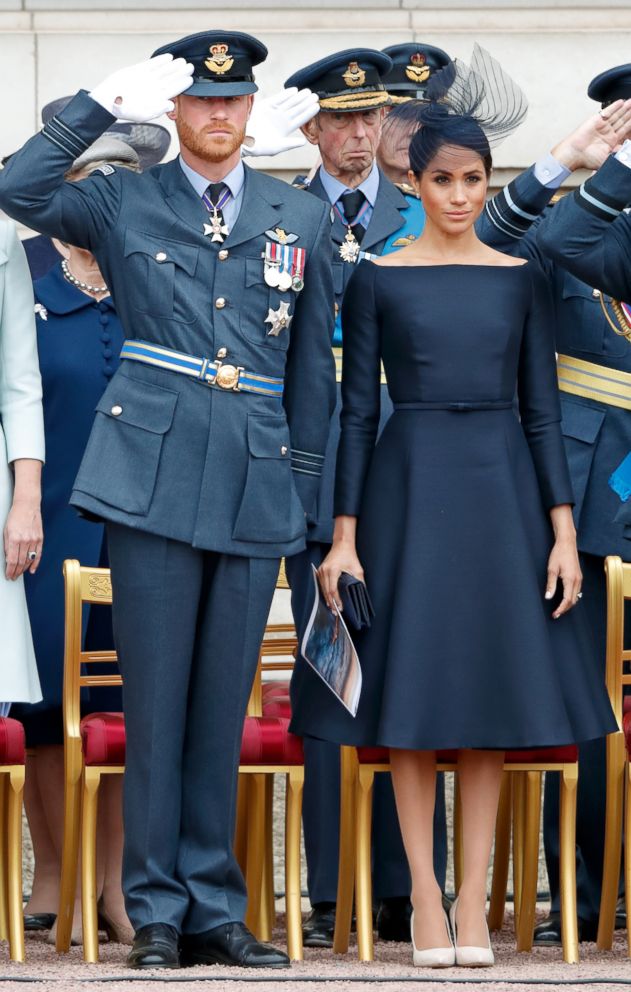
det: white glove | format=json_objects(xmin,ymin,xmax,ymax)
[
  {"xmin": 242, "ymin": 87, "xmax": 319, "ymax": 157},
  {"xmin": 90, "ymin": 54, "xmax": 194, "ymax": 123}
]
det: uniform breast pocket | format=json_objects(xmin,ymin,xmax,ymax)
[
  {"xmin": 560, "ymin": 272, "xmax": 627, "ymax": 359},
  {"xmin": 73, "ymin": 373, "xmax": 178, "ymax": 516},
  {"xmin": 233, "ymin": 414, "xmax": 306, "ymax": 543},
  {"xmin": 123, "ymin": 228, "xmax": 200, "ymax": 325},
  {"xmin": 242, "ymin": 257, "xmax": 294, "ymax": 351}
]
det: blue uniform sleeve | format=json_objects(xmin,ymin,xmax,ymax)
[
  {"xmin": 283, "ymin": 201, "xmax": 337, "ymax": 514},
  {"xmin": 333, "ymin": 261, "xmax": 381, "ymax": 517},
  {"xmin": 536, "ymin": 154, "xmax": 631, "ymax": 300},
  {"xmin": 519, "ymin": 263, "xmax": 575, "ymax": 510},
  {"xmin": 477, "ymin": 165, "xmax": 556, "ymax": 260},
  {"xmin": 0, "ymin": 90, "xmax": 121, "ymax": 250}
]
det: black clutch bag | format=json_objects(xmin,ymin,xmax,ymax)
[{"xmin": 338, "ymin": 572, "xmax": 375, "ymax": 630}]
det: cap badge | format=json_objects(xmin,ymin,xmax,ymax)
[
  {"xmin": 406, "ymin": 52, "xmax": 430, "ymax": 84},
  {"xmin": 343, "ymin": 62, "xmax": 366, "ymax": 88},
  {"xmin": 205, "ymin": 43, "xmax": 234, "ymax": 75}
]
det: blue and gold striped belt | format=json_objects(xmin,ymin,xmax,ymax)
[
  {"xmin": 120, "ymin": 340, "xmax": 284, "ymax": 397},
  {"xmin": 557, "ymin": 354, "xmax": 631, "ymax": 412}
]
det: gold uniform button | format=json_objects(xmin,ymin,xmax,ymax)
[
  {"xmin": 216, "ymin": 347, "xmax": 228, "ymax": 359},
  {"xmin": 281, "ymin": 445, "xmax": 288, "ymax": 456},
  {"xmin": 215, "ymin": 297, "xmax": 226, "ymax": 309},
  {"xmin": 218, "ymin": 249, "xmax": 229, "ymax": 261},
  {"xmin": 155, "ymin": 251, "xmax": 167, "ymax": 262},
  {"xmin": 111, "ymin": 405, "xmax": 123, "ymax": 416}
]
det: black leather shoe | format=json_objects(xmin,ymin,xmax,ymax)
[
  {"xmin": 616, "ymin": 896, "xmax": 626, "ymax": 930},
  {"xmin": 376, "ymin": 896, "xmax": 412, "ymax": 942},
  {"xmin": 181, "ymin": 921, "xmax": 289, "ymax": 968},
  {"xmin": 127, "ymin": 923, "xmax": 180, "ymax": 969},
  {"xmin": 24, "ymin": 913, "xmax": 56, "ymax": 931},
  {"xmin": 533, "ymin": 912, "xmax": 598, "ymax": 946},
  {"xmin": 302, "ymin": 903, "xmax": 336, "ymax": 948}
]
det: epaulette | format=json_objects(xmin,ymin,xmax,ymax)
[
  {"xmin": 94, "ymin": 164, "xmax": 116, "ymax": 177},
  {"xmin": 292, "ymin": 173, "xmax": 310, "ymax": 190}
]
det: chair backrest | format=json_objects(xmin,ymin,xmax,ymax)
[
  {"xmin": 605, "ymin": 555, "xmax": 631, "ymax": 727},
  {"xmin": 62, "ymin": 559, "xmax": 121, "ymax": 752}
]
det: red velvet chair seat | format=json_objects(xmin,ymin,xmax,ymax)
[
  {"xmin": 80, "ymin": 712, "xmax": 304, "ymax": 767},
  {"xmin": 241, "ymin": 717, "xmax": 303, "ymax": 765},
  {"xmin": 262, "ymin": 698, "xmax": 292, "ymax": 719},
  {"xmin": 81, "ymin": 712, "xmax": 125, "ymax": 766},
  {"xmin": 357, "ymin": 744, "xmax": 578, "ymax": 765},
  {"xmin": 0, "ymin": 717, "xmax": 25, "ymax": 765},
  {"xmin": 262, "ymin": 681, "xmax": 291, "ymax": 700},
  {"xmin": 622, "ymin": 710, "xmax": 631, "ymax": 756}
]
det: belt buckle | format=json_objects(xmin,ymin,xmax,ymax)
[{"xmin": 214, "ymin": 362, "xmax": 243, "ymax": 391}]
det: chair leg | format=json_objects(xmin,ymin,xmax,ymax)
[
  {"xmin": 0, "ymin": 775, "xmax": 9, "ymax": 943},
  {"xmin": 7, "ymin": 767, "xmax": 25, "ymax": 962},
  {"xmin": 453, "ymin": 773, "xmax": 464, "ymax": 895},
  {"xmin": 334, "ymin": 747, "xmax": 357, "ymax": 955},
  {"xmin": 512, "ymin": 771, "xmax": 526, "ymax": 934},
  {"xmin": 356, "ymin": 765, "xmax": 374, "ymax": 962},
  {"xmin": 597, "ymin": 734, "xmax": 626, "ymax": 950},
  {"xmin": 57, "ymin": 759, "xmax": 83, "ymax": 953},
  {"xmin": 489, "ymin": 773, "xmax": 512, "ymax": 932},
  {"xmin": 285, "ymin": 768, "xmax": 304, "ymax": 961},
  {"xmin": 559, "ymin": 764, "xmax": 579, "ymax": 964},
  {"xmin": 258, "ymin": 775, "xmax": 275, "ymax": 942},
  {"xmin": 244, "ymin": 774, "xmax": 266, "ymax": 939},
  {"xmin": 234, "ymin": 774, "xmax": 248, "ymax": 877},
  {"xmin": 625, "ymin": 763, "xmax": 631, "ymax": 959},
  {"xmin": 516, "ymin": 771, "xmax": 541, "ymax": 952},
  {"xmin": 81, "ymin": 769, "xmax": 101, "ymax": 963}
]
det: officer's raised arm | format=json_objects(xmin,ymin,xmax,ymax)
[{"xmin": 0, "ymin": 56, "xmax": 193, "ymax": 249}]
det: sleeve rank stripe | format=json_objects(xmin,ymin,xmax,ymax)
[
  {"xmin": 48, "ymin": 115, "xmax": 91, "ymax": 152},
  {"xmin": 484, "ymin": 199, "xmax": 523, "ymax": 239},
  {"xmin": 501, "ymin": 183, "xmax": 538, "ymax": 222},
  {"xmin": 42, "ymin": 121, "xmax": 88, "ymax": 158},
  {"xmin": 290, "ymin": 448, "xmax": 325, "ymax": 461},
  {"xmin": 41, "ymin": 130, "xmax": 74, "ymax": 155},
  {"xmin": 575, "ymin": 183, "xmax": 622, "ymax": 220},
  {"xmin": 291, "ymin": 466, "xmax": 322, "ymax": 477}
]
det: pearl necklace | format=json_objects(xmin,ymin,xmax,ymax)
[{"xmin": 61, "ymin": 258, "xmax": 108, "ymax": 296}]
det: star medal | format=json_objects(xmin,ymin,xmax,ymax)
[
  {"xmin": 203, "ymin": 209, "xmax": 229, "ymax": 243},
  {"xmin": 339, "ymin": 229, "xmax": 360, "ymax": 263},
  {"xmin": 265, "ymin": 300, "xmax": 293, "ymax": 337}
]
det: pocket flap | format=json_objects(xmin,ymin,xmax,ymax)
[
  {"xmin": 561, "ymin": 271, "xmax": 597, "ymax": 302},
  {"xmin": 96, "ymin": 375, "xmax": 178, "ymax": 435},
  {"xmin": 561, "ymin": 397, "xmax": 606, "ymax": 444},
  {"xmin": 247, "ymin": 414, "xmax": 291, "ymax": 458},
  {"xmin": 123, "ymin": 227, "xmax": 199, "ymax": 276}
]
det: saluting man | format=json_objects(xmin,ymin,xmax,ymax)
[
  {"xmin": 283, "ymin": 48, "xmax": 441, "ymax": 948},
  {"xmin": 0, "ymin": 31, "xmax": 335, "ymax": 970}
]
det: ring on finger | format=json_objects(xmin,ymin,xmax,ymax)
[
  {"xmin": 26, "ymin": 549, "xmax": 37, "ymax": 562},
  {"xmin": 577, "ymin": 591, "xmax": 583, "ymax": 599}
]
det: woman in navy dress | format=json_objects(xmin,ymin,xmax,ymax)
[
  {"xmin": 291, "ymin": 60, "xmax": 617, "ymax": 968},
  {"xmin": 11, "ymin": 137, "xmax": 141, "ymax": 945}
]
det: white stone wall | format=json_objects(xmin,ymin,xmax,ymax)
[{"xmin": 0, "ymin": 2, "xmax": 629, "ymax": 184}]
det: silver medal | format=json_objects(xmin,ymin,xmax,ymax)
[
  {"xmin": 264, "ymin": 265, "xmax": 281, "ymax": 288},
  {"xmin": 278, "ymin": 270, "xmax": 293, "ymax": 292}
]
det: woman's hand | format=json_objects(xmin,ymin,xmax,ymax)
[
  {"xmin": 4, "ymin": 458, "xmax": 43, "ymax": 580},
  {"xmin": 546, "ymin": 505, "xmax": 582, "ymax": 619},
  {"xmin": 318, "ymin": 515, "xmax": 363, "ymax": 611}
]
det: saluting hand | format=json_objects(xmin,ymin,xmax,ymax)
[
  {"xmin": 90, "ymin": 54, "xmax": 194, "ymax": 122},
  {"xmin": 552, "ymin": 98, "xmax": 631, "ymax": 172},
  {"xmin": 242, "ymin": 87, "xmax": 319, "ymax": 157}
]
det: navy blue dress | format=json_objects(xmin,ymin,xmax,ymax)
[
  {"xmin": 12, "ymin": 262, "xmax": 123, "ymax": 745},
  {"xmin": 290, "ymin": 260, "xmax": 617, "ymax": 750}
]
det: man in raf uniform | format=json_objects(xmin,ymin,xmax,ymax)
[
  {"xmin": 0, "ymin": 31, "xmax": 335, "ymax": 969},
  {"xmin": 377, "ymin": 43, "xmax": 451, "ymax": 185},
  {"xmin": 283, "ymin": 47, "xmax": 444, "ymax": 947}
]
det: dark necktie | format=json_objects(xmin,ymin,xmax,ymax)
[
  {"xmin": 340, "ymin": 189, "xmax": 367, "ymax": 244},
  {"xmin": 204, "ymin": 181, "xmax": 228, "ymax": 221}
]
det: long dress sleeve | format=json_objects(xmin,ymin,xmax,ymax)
[
  {"xmin": 333, "ymin": 261, "xmax": 381, "ymax": 517},
  {"xmin": 518, "ymin": 263, "xmax": 574, "ymax": 510}
]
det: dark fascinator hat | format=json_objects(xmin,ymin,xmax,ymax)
[{"xmin": 388, "ymin": 44, "xmax": 528, "ymax": 174}]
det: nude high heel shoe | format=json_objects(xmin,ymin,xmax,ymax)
[
  {"xmin": 449, "ymin": 897, "xmax": 494, "ymax": 967},
  {"xmin": 411, "ymin": 910, "xmax": 456, "ymax": 968}
]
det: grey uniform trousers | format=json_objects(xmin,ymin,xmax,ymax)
[{"xmin": 106, "ymin": 522, "xmax": 280, "ymax": 934}]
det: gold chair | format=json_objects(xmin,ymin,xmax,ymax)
[
  {"xmin": 57, "ymin": 560, "xmax": 122, "ymax": 961},
  {"xmin": 334, "ymin": 744, "xmax": 580, "ymax": 963},
  {"xmin": 597, "ymin": 555, "xmax": 631, "ymax": 952},
  {"xmin": 0, "ymin": 718, "xmax": 26, "ymax": 961}
]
